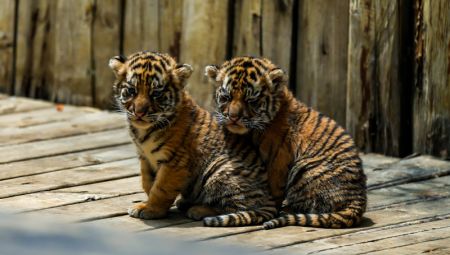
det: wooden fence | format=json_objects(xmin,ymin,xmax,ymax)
[{"xmin": 0, "ymin": 0, "xmax": 449, "ymax": 159}]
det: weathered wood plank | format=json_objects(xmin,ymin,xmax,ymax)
[
  {"xmin": 180, "ymin": 0, "xmax": 229, "ymax": 110},
  {"xmin": 208, "ymin": 196, "xmax": 450, "ymax": 250},
  {"xmin": 276, "ymin": 218, "xmax": 450, "ymax": 254},
  {"xmin": 365, "ymin": 155, "xmax": 450, "ymax": 190},
  {"xmin": 0, "ymin": 105, "xmax": 98, "ymax": 128},
  {"xmin": 0, "ymin": 176, "xmax": 140, "ymax": 212},
  {"xmin": 413, "ymin": 0, "xmax": 450, "ymax": 159},
  {"xmin": 0, "ymin": 129, "xmax": 130, "ymax": 164},
  {"xmin": 158, "ymin": 0, "xmax": 183, "ymax": 59},
  {"xmin": 296, "ymin": 0, "xmax": 348, "ymax": 126},
  {"xmin": 261, "ymin": 0, "xmax": 293, "ymax": 73},
  {"xmin": 233, "ymin": 0, "xmax": 262, "ymax": 56},
  {"xmin": 52, "ymin": 0, "xmax": 94, "ymax": 106},
  {"xmin": 0, "ymin": 111, "xmax": 125, "ymax": 145},
  {"xmin": 122, "ymin": 0, "xmax": 159, "ymax": 54},
  {"xmin": 0, "ymin": 0, "xmax": 15, "ymax": 94},
  {"xmin": 347, "ymin": 0, "xmax": 404, "ymax": 156},
  {"xmin": 29, "ymin": 192, "xmax": 145, "ymax": 221},
  {"xmin": 0, "ymin": 144, "xmax": 134, "ymax": 181},
  {"xmin": 14, "ymin": 0, "xmax": 55, "ymax": 99},
  {"xmin": 105, "ymin": 174, "xmax": 450, "ymax": 238},
  {"xmin": 0, "ymin": 96, "xmax": 53, "ymax": 115},
  {"xmin": 93, "ymin": 0, "xmax": 121, "ymax": 108},
  {"xmin": 0, "ymin": 158, "xmax": 139, "ymax": 199},
  {"xmin": 368, "ymin": 237, "xmax": 450, "ymax": 255}
]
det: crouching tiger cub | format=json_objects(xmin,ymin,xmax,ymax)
[
  {"xmin": 205, "ymin": 57, "xmax": 367, "ymax": 229},
  {"xmin": 109, "ymin": 51, "xmax": 276, "ymax": 227}
]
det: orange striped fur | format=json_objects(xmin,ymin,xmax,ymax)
[
  {"xmin": 109, "ymin": 51, "xmax": 276, "ymax": 226},
  {"xmin": 206, "ymin": 57, "xmax": 367, "ymax": 229}
]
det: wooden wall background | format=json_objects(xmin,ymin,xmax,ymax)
[{"xmin": 0, "ymin": 0, "xmax": 448, "ymax": 159}]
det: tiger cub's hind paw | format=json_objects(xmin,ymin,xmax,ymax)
[
  {"xmin": 128, "ymin": 202, "xmax": 167, "ymax": 220},
  {"xmin": 186, "ymin": 205, "xmax": 219, "ymax": 221}
]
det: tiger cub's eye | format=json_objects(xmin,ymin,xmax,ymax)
[{"xmin": 126, "ymin": 87, "xmax": 136, "ymax": 95}]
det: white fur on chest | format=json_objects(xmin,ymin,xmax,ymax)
[{"xmin": 134, "ymin": 127, "xmax": 169, "ymax": 170}]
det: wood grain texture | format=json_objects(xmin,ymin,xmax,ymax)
[
  {"xmin": 414, "ymin": 0, "xmax": 450, "ymax": 159},
  {"xmin": 296, "ymin": 0, "xmax": 348, "ymax": 126},
  {"xmin": 347, "ymin": 0, "xmax": 404, "ymax": 156},
  {"xmin": 0, "ymin": 0, "xmax": 15, "ymax": 94},
  {"xmin": 233, "ymin": 0, "xmax": 262, "ymax": 56},
  {"xmin": 122, "ymin": 0, "xmax": 159, "ymax": 54},
  {"xmin": 14, "ymin": 0, "xmax": 55, "ymax": 99},
  {"xmin": 261, "ymin": 0, "xmax": 293, "ymax": 72},
  {"xmin": 180, "ymin": 0, "xmax": 229, "ymax": 110},
  {"xmin": 93, "ymin": 0, "xmax": 121, "ymax": 108},
  {"xmin": 159, "ymin": 0, "xmax": 184, "ymax": 59}
]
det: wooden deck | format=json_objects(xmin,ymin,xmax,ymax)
[{"xmin": 1, "ymin": 95, "xmax": 450, "ymax": 254}]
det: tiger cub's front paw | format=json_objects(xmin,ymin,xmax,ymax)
[{"xmin": 128, "ymin": 202, "xmax": 167, "ymax": 220}]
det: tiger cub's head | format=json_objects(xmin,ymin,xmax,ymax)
[
  {"xmin": 109, "ymin": 51, "xmax": 193, "ymax": 129},
  {"xmin": 205, "ymin": 56, "xmax": 288, "ymax": 134}
]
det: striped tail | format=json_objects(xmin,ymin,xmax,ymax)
[
  {"xmin": 203, "ymin": 206, "xmax": 277, "ymax": 227},
  {"xmin": 263, "ymin": 202, "xmax": 365, "ymax": 229}
]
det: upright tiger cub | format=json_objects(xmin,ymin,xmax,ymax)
[
  {"xmin": 205, "ymin": 57, "xmax": 367, "ymax": 229},
  {"xmin": 109, "ymin": 51, "xmax": 276, "ymax": 227}
]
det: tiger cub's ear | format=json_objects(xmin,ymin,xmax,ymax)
[
  {"xmin": 204, "ymin": 65, "xmax": 219, "ymax": 82},
  {"xmin": 267, "ymin": 68, "xmax": 288, "ymax": 92},
  {"xmin": 109, "ymin": 55, "xmax": 127, "ymax": 78},
  {"xmin": 173, "ymin": 64, "xmax": 193, "ymax": 87}
]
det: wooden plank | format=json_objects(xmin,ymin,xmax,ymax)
[
  {"xmin": 0, "ymin": 0, "xmax": 15, "ymax": 94},
  {"xmin": 0, "ymin": 158, "xmax": 139, "ymax": 199},
  {"xmin": 180, "ymin": 0, "xmax": 229, "ymax": 110},
  {"xmin": 365, "ymin": 155, "xmax": 450, "ymax": 190},
  {"xmin": 207, "ymin": 196, "xmax": 450, "ymax": 250},
  {"xmin": 276, "ymin": 218, "xmax": 450, "ymax": 254},
  {"xmin": 96, "ymin": 173, "xmax": 450, "ymax": 237},
  {"xmin": 0, "ymin": 144, "xmax": 134, "ymax": 181},
  {"xmin": 0, "ymin": 176, "xmax": 140, "ymax": 212},
  {"xmin": 368, "ymin": 238, "xmax": 450, "ymax": 255},
  {"xmin": 0, "ymin": 105, "xmax": 98, "ymax": 128},
  {"xmin": 14, "ymin": 0, "xmax": 55, "ymax": 99},
  {"xmin": 296, "ymin": 0, "xmax": 348, "ymax": 126},
  {"xmin": 413, "ymin": 0, "xmax": 450, "ymax": 159},
  {"xmin": 0, "ymin": 111, "xmax": 125, "ymax": 145},
  {"xmin": 90, "ymin": 209, "xmax": 192, "ymax": 232},
  {"xmin": 0, "ymin": 96, "xmax": 53, "ymax": 115},
  {"xmin": 29, "ymin": 192, "xmax": 145, "ymax": 221},
  {"xmin": 158, "ymin": 0, "xmax": 183, "ymax": 59},
  {"xmin": 0, "ymin": 129, "xmax": 130, "ymax": 164},
  {"xmin": 93, "ymin": 0, "xmax": 121, "ymax": 108},
  {"xmin": 232, "ymin": 0, "xmax": 262, "ymax": 56},
  {"xmin": 52, "ymin": 0, "xmax": 94, "ymax": 106},
  {"xmin": 346, "ymin": 0, "xmax": 404, "ymax": 156},
  {"xmin": 122, "ymin": 0, "xmax": 159, "ymax": 54},
  {"xmin": 261, "ymin": 0, "xmax": 293, "ymax": 73}
]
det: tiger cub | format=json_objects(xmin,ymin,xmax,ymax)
[
  {"xmin": 109, "ymin": 51, "xmax": 276, "ymax": 226},
  {"xmin": 205, "ymin": 56, "xmax": 367, "ymax": 229}
]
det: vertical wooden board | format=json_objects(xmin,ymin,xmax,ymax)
[
  {"xmin": 180, "ymin": 0, "xmax": 229, "ymax": 110},
  {"xmin": 347, "ymin": 0, "xmax": 403, "ymax": 156},
  {"xmin": 414, "ymin": 0, "xmax": 450, "ymax": 159},
  {"xmin": 122, "ymin": 0, "xmax": 159, "ymax": 55},
  {"xmin": 52, "ymin": 0, "xmax": 94, "ymax": 106},
  {"xmin": 93, "ymin": 0, "xmax": 121, "ymax": 109},
  {"xmin": 158, "ymin": 0, "xmax": 183, "ymax": 59},
  {"xmin": 373, "ymin": 0, "xmax": 402, "ymax": 156},
  {"xmin": 0, "ymin": 0, "xmax": 15, "ymax": 94},
  {"xmin": 14, "ymin": 0, "xmax": 55, "ymax": 99},
  {"xmin": 296, "ymin": 0, "xmax": 349, "ymax": 126},
  {"xmin": 261, "ymin": 0, "xmax": 293, "ymax": 72},
  {"xmin": 232, "ymin": 0, "xmax": 262, "ymax": 56}
]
